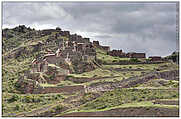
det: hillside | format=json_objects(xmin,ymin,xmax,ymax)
[{"xmin": 2, "ymin": 25, "xmax": 179, "ymax": 117}]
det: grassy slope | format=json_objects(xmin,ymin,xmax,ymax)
[
  {"xmin": 60, "ymin": 88, "xmax": 178, "ymax": 115},
  {"xmin": 2, "ymin": 93, "xmax": 65, "ymax": 116},
  {"xmin": 2, "ymin": 27, "xmax": 179, "ymax": 116},
  {"xmin": 2, "ymin": 29, "xmax": 63, "ymax": 115},
  {"xmin": 96, "ymin": 48, "xmax": 130, "ymax": 63}
]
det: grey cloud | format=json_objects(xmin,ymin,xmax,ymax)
[{"xmin": 2, "ymin": 2, "xmax": 178, "ymax": 57}]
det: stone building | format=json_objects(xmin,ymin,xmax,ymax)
[
  {"xmin": 61, "ymin": 31, "xmax": 70, "ymax": 37},
  {"xmin": 41, "ymin": 29, "xmax": 56, "ymax": 36},
  {"xmin": 93, "ymin": 41, "xmax": 99, "ymax": 47},
  {"xmin": 83, "ymin": 38, "xmax": 90, "ymax": 43},
  {"xmin": 127, "ymin": 52, "xmax": 146, "ymax": 58},
  {"xmin": 149, "ymin": 56, "xmax": 162, "ymax": 61},
  {"xmin": 108, "ymin": 50, "xmax": 126, "ymax": 58},
  {"xmin": 101, "ymin": 46, "xmax": 110, "ymax": 52},
  {"xmin": 31, "ymin": 27, "xmax": 97, "ymax": 76},
  {"xmin": 32, "ymin": 59, "xmax": 48, "ymax": 72}
]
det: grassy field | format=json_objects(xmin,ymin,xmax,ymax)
[
  {"xmin": 2, "ymin": 92, "xmax": 66, "ymax": 116},
  {"xmin": 75, "ymin": 88, "xmax": 178, "ymax": 111},
  {"xmin": 62, "ymin": 101, "xmax": 178, "ymax": 115},
  {"xmin": 59, "ymin": 88, "xmax": 178, "ymax": 115},
  {"xmin": 96, "ymin": 48, "xmax": 130, "ymax": 64}
]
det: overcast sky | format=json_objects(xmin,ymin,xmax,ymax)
[{"xmin": 2, "ymin": 2, "xmax": 179, "ymax": 57}]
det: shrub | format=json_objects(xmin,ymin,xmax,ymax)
[
  {"xmin": 24, "ymin": 95, "xmax": 32, "ymax": 103},
  {"xmin": 129, "ymin": 58, "xmax": 139, "ymax": 62},
  {"xmin": 131, "ymin": 96, "xmax": 137, "ymax": 101},
  {"xmin": 14, "ymin": 104, "xmax": 20, "ymax": 110},
  {"xmin": 55, "ymin": 105, "xmax": 62, "ymax": 111},
  {"xmin": 8, "ymin": 94, "xmax": 19, "ymax": 103},
  {"xmin": 110, "ymin": 74, "xmax": 114, "ymax": 76},
  {"xmin": 65, "ymin": 75, "xmax": 74, "ymax": 80},
  {"xmin": 112, "ymin": 60, "xmax": 117, "ymax": 63}
]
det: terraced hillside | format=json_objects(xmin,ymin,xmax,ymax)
[{"xmin": 2, "ymin": 25, "xmax": 179, "ymax": 117}]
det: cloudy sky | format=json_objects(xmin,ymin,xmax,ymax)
[{"xmin": 2, "ymin": 2, "xmax": 179, "ymax": 57}]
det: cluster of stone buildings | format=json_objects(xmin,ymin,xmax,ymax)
[
  {"xmin": 107, "ymin": 49, "xmax": 162, "ymax": 61},
  {"xmin": 31, "ymin": 27, "xmax": 96, "ymax": 74},
  {"xmin": 107, "ymin": 49, "xmax": 146, "ymax": 58},
  {"xmin": 92, "ymin": 40, "xmax": 146, "ymax": 59},
  {"xmin": 31, "ymin": 27, "xmax": 163, "ymax": 74}
]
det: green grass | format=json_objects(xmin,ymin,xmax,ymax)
[
  {"xmin": 102, "ymin": 62, "xmax": 172, "ymax": 71},
  {"xmin": 96, "ymin": 48, "xmax": 130, "ymax": 64},
  {"xmin": 77, "ymin": 88, "xmax": 178, "ymax": 111},
  {"xmin": 69, "ymin": 68, "xmax": 117, "ymax": 78},
  {"xmin": 39, "ymin": 83, "xmax": 57, "ymax": 87},
  {"xmin": 56, "ymin": 80, "xmax": 82, "ymax": 87},
  {"xmin": 2, "ymin": 57, "xmax": 33, "ymax": 93},
  {"xmin": 135, "ymin": 78, "xmax": 179, "ymax": 89},
  {"xmin": 2, "ymin": 92, "xmax": 65, "ymax": 116},
  {"xmin": 63, "ymin": 101, "xmax": 178, "ymax": 115},
  {"xmin": 60, "ymin": 99, "xmax": 179, "ymax": 116},
  {"xmin": 59, "ymin": 36, "xmax": 69, "ymax": 41}
]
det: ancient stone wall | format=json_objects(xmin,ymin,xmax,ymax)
[
  {"xmin": 93, "ymin": 41, "xmax": 99, "ymax": 46},
  {"xmin": 61, "ymin": 31, "xmax": 70, "ymax": 37},
  {"xmin": 108, "ymin": 50, "xmax": 126, "ymax": 57},
  {"xmin": 149, "ymin": 56, "xmax": 162, "ymax": 61},
  {"xmin": 127, "ymin": 53, "xmax": 146, "ymax": 58},
  {"xmin": 34, "ymin": 85, "xmax": 84, "ymax": 94},
  {"xmin": 46, "ymin": 75, "xmax": 66, "ymax": 84}
]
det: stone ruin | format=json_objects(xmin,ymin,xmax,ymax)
[
  {"xmin": 30, "ymin": 27, "xmax": 97, "ymax": 75},
  {"xmin": 93, "ymin": 40, "xmax": 110, "ymax": 52},
  {"xmin": 108, "ymin": 50, "xmax": 146, "ymax": 59},
  {"xmin": 149, "ymin": 56, "xmax": 162, "ymax": 61},
  {"xmin": 126, "ymin": 52, "xmax": 146, "ymax": 58},
  {"xmin": 93, "ymin": 40, "xmax": 146, "ymax": 58},
  {"xmin": 14, "ymin": 27, "xmax": 99, "ymax": 94}
]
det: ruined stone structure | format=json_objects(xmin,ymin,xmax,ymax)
[
  {"xmin": 108, "ymin": 50, "xmax": 146, "ymax": 58},
  {"xmin": 61, "ymin": 31, "xmax": 70, "ymax": 37},
  {"xmin": 93, "ymin": 40, "xmax": 110, "ymax": 52},
  {"xmin": 108, "ymin": 50, "xmax": 126, "ymax": 58},
  {"xmin": 93, "ymin": 41, "xmax": 99, "ymax": 46},
  {"xmin": 149, "ymin": 56, "xmax": 162, "ymax": 61},
  {"xmin": 127, "ymin": 52, "xmax": 146, "ymax": 58},
  {"xmin": 101, "ymin": 46, "xmax": 110, "ymax": 52},
  {"xmin": 31, "ymin": 28, "xmax": 96, "ymax": 75}
]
